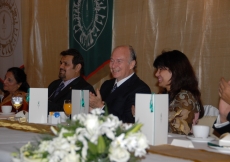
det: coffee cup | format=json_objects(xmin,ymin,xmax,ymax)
[
  {"xmin": 1, "ymin": 105, "xmax": 12, "ymax": 114},
  {"xmin": 192, "ymin": 125, "xmax": 209, "ymax": 138}
]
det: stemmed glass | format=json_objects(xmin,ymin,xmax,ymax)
[
  {"xmin": 63, "ymin": 100, "xmax": 72, "ymax": 117},
  {"xmin": 11, "ymin": 96, "xmax": 23, "ymax": 113},
  {"xmin": 0, "ymin": 90, "xmax": 4, "ymax": 103}
]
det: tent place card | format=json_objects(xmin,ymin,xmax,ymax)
[
  {"xmin": 71, "ymin": 90, "xmax": 89, "ymax": 118},
  {"xmin": 28, "ymin": 88, "xmax": 48, "ymax": 123},
  {"xmin": 135, "ymin": 93, "xmax": 168, "ymax": 146}
]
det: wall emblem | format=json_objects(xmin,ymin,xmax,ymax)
[
  {"xmin": 0, "ymin": 0, "xmax": 20, "ymax": 57},
  {"xmin": 72, "ymin": 0, "xmax": 108, "ymax": 51}
]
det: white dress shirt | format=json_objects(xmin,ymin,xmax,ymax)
[
  {"xmin": 213, "ymin": 115, "xmax": 230, "ymax": 128},
  {"xmin": 60, "ymin": 77, "xmax": 79, "ymax": 90}
]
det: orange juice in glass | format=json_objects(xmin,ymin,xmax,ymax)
[{"xmin": 63, "ymin": 100, "xmax": 72, "ymax": 116}]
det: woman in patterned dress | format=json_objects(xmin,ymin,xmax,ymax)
[
  {"xmin": 153, "ymin": 50, "xmax": 204, "ymax": 135},
  {"xmin": 0, "ymin": 67, "xmax": 30, "ymax": 113}
]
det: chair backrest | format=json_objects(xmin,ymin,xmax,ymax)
[{"xmin": 197, "ymin": 105, "xmax": 219, "ymax": 138}]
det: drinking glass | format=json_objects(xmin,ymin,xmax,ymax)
[
  {"xmin": 0, "ymin": 90, "xmax": 4, "ymax": 103},
  {"xmin": 63, "ymin": 100, "xmax": 72, "ymax": 116},
  {"xmin": 11, "ymin": 96, "xmax": 23, "ymax": 113},
  {"xmin": 0, "ymin": 94, "xmax": 3, "ymax": 103}
]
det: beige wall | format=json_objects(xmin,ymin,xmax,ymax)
[
  {"xmin": 22, "ymin": 0, "xmax": 230, "ymax": 107},
  {"xmin": 21, "ymin": 0, "xmax": 69, "ymax": 88}
]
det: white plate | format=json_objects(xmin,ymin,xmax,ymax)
[
  {"xmin": 0, "ymin": 112, "xmax": 15, "ymax": 115},
  {"xmin": 186, "ymin": 135, "xmax": 215, "ymax": 142},
  {"xmin": 208, "ymin": 141, "xmax": 230, "ymax": 153},
  {"xmin": 168, "ymin": 133, "xmax": 186, "ymax": 138}
]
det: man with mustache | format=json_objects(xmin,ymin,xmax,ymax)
[
  {"xmin": 48, "ymin": 49, "xmax": 95, "ymax": 112},
  {"xmin": 89, "ymin": 45, "xmax": 151, "ymax": 123}
]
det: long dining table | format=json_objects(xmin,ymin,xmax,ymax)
[{"xmin": 0, "ymin": 118, "xmax": 230, "ymax": 161}]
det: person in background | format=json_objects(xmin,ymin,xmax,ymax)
[
  {"xmin": 89, "ymin": 45, "xmax": 151, "ymax": 123},
  {"xmin": 48, "ymin": 48, "xmax": 95, "ymax": 112},
  {"xmin": 213, "ymin": 77, "xmax": 230, "ymax": 135},
  {"xmin": 0, "ymin": 67, "xmax": 30, "ymax": 112},
  {"xmin": 153, "ymin": 50, "xmax": 204, "ymax": 135}
]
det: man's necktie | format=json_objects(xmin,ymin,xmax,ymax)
[
  {"xmin": 53, "ymin": 83, "xmax": 64, "ymax": 97},
  {"xmin": 111, "ymin": 83, "xmax": 117, "ymax": 93}
]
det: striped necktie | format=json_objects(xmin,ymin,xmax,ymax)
[
  {"xmin": 111, "ymin": 83, "xmax": 117, "ymax": 93},
  {"xmin": 53, "ymin": 83, "xmax": 64, "ymax": 97}
]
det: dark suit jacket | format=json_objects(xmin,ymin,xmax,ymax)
[
  {"xmin": 100, "ymin": 73, "xmax": 151, "ymax": 123},
  {"xmin": 213, "ymin": 112, "xmax": 230, "ymax": 135},
  {"xmin": 48, "ymin": 77, "xmax": 95, "ymax": 112}
]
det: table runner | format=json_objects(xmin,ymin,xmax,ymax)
[
  {"xmin": 0, "ymin": 119, "xmax": 54, "ymax": 135},
  {"xmin": 148, "ymin": 145, "xmax": 230, "ymax": 162}
]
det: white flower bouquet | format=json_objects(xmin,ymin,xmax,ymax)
[{"xmin": 12, "ymin": 108, "xmax": 149, "ymax": 162}]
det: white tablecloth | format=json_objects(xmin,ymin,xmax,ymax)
[
  {"xmin": 0, "ymin": 127, "xmax": 42, "ymax": 152},
  {"xmin": 0, "ymin": 127, "xmax": 228, "ymax": 162}
]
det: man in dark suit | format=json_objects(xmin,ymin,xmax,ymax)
[
  {"xmin": 48, "ymin": 49, "xmax": 95, "ymax": 112},
  {"xmin": 213, "ymin": 77, "xmax": 230, "ymax": 135},
  {"xmin": 89, "ymin": 45, "xmax": 151, "ymax": 123}
]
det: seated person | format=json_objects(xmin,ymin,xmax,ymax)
[
  {"xmin": 1, "ymin": 67, "xmax": 30, "ymax": 112},
  {"xmin": 153, "ymin": 50, "xmax": 204, "ymax": 135},
  {"xmin": 213, "ymin": 77, "xmax": 230, "ymax": 135},
  {"xmin": 89, "ymin": 45, "xmax": 151, "ymax": 123},
  {"xmin": 48, "ymin": 49, "xmax": 95, "ymax": 112}
]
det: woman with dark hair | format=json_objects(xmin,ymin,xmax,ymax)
[
  {"xmin": 0, "ymin": 67, "xmax": 30, "ymax": 113},
  {"xmin": 153, "ymin": 50, "xmax": 204, "ymax": 135}
]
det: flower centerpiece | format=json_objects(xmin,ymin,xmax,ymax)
[{"xmin": 12, "ymin": 108, "xmax": 149, "ymax": 162}]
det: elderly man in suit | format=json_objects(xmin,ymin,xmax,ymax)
[
  {"xmin": 213, "ymin": 77, "xmax": 230, "ymax": 135},
  {"xmin": 89, "ymin": 45, "xmax": 151, "ymax": 123},
  {"xmin": 48, "ymin": 49, "xmax": 95, "ymax": 112}
]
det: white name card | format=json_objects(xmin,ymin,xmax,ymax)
[
  {"xmin": 71, "ymin": 90, "xmax": 89, "ymax": 118},
  {"xmin": 135, "ymin": 93, "xmax": 168, "ymax": 145},
  {"xmin": 29, "ymin": 88, "xmax": 48, "ymax": 123}
]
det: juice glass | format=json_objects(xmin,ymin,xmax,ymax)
[{"xmin": 63, "ymin": 100, "xmax": 72, "ymax": 116}]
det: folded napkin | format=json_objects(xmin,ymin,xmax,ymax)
[
  {"xmin": 6, "ymin": 111, "xmax": 29, "ymax": 123},
  {"xmin": 8, "ymin": 117, "xmax": 27, "ymax": 123},
  {"xmin": 15, "ymin": 110, "xmax": 29, "ymax": 119},
  {"xmin": 0, "ymin": 119, "xmax": 55, "ymax": 135},
  {"xmin": 219, "ymin": 133, "xmax": 230, "ymax": 146}
]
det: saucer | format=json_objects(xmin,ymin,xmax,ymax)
[
  {"xmin": 208, "ymin": 141, "xmax": 230, "ymax": 153},
  {"xmin": 0, "ymin": 112, "xmax": 15, "ymax": 115},
  {"xmin": 186, "ymin": 135, "xmax": 215, "ymax": 142}
]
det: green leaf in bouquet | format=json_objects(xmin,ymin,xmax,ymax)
[
  {"xmin": 115, "ymin": 125, "xmax": 126, "ymax": 136},
  {"xmin": 104, "ymin": 104, "xmax": 109, "ymax": 116},
  {"xmin": 126, "ymin": 123, "xmax": 143, "ymax": 136},
  {"xmin": 63, "ymin": 132, "xmax": 75, "ymax": 138},
  {"xmin": 41, "ymin": 135, "xmax": 53, "ymax": 141},
  {"xmin": 11, "ymin": 152, "xmax": 20, "ymax": 159},
  {"xmin": 88, "ymin": 141, "xmax": 97, "ymax": 155},
  {"xmin": 128, "ymin": 152, "xmax": 141, "ymax": 162},
  {"xmin": 97, "ymin": 135, "xmax": 106, "ymax": 154},
  {"xmin": 76, "ymin": 140, "xmax": 83, "ymax": 148}
]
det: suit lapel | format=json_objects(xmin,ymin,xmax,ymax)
[
  {"xmin": 54, "ymin": 77, "xmax": 81, "ymax": 101},
  {"xmin": 49, "ymin": 80, "xmax": 62, "ymax": 98},
  {"xmin": 106, "ymin": 74, "xmax": 137, "ymax": 103}
]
